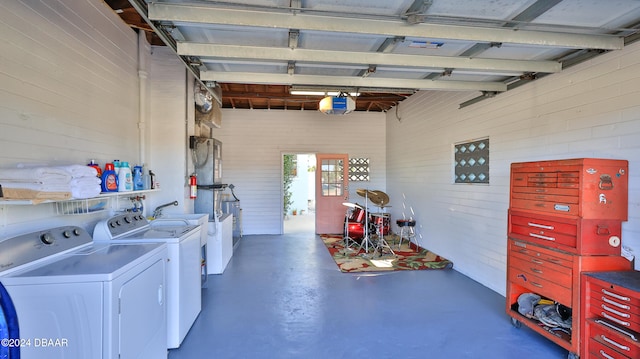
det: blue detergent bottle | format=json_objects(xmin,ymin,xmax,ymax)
[
  {"xmin": 101, "ymin": 163, "xmax": 118, "ymax": 192},
  {"xmin": 133, "ymin": 165, "xmax": 144, "ymax": 190}
]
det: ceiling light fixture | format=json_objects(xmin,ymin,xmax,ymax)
[
  {"xmin": 293, "ymin": 90, "xmax": 360, "ymax": 97},
  {"xmin": 290, "ymin": 90, "xmax": 360, "ymax": 97}
]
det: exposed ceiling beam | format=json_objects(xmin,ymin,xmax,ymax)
[
  {"xmin": 177, "ymin": 43, "xmax": 561, "ymax": 74},
  {"xmin": 200, "ymin": 71, "xmax": 507, "ymax": 92},
  {"xmin": 149, "ymin": 3, "xmax": 623, "ymax": 50},
  {"xmin": 502, "ymin": 0, "xmax": 562, "ymax": 27},
  {"xmin": 126, "ymin": 0, "xmax": 222, "ymax": 105}
]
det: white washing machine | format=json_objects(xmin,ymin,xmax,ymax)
[
  {"xmin": 0, "ymin": 226, "xmax": 167, "ymax": 359},
  {"xmin": 93, "ymin": 213, "xmax": 202, "ymax": 349}
]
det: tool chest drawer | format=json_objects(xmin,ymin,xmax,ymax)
[
  {"xmin": 509, "ymin": 239, "xmax": 573, "ymax": 268},
  {"xmin": 508, "ymin": 240, "xmax": 573, "ymax": 305},
  {"xmin": 510, "ymin": 158, "xmax": 628, "ymax": 220},
  {"xmin": 588, "ymin": 332, "xmax": 632, "ymax": 359},
  {"xmin": 509, "ymin": 255, "xmax": 572, "ymax": 289},
  {"xmin": 509, "ymin": 209, "xmax": 623, "ymax": 255},
  {"xmin": 582, "ymin": 271, "xmax": 640, "ymax": 358}
]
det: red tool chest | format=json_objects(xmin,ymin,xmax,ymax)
[
  {"xmin": 510, "ymin": 158, "xmax": 628, "ymax": 220},
  {"xmin": 581, "ymin": 271, "xmax": 640, "ymax": 358},
  {"xmin": 506, "ymin": 158, "xmax": 631, "ymax": 359}
]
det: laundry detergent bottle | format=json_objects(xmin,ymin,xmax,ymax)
[
  {"xmin": 118, "ymin": 161, "xmax": 133, "ymax": 192},
  {"xmin": 133, "ymin": 165, "xmax": 144, "ymax": 190},
  {"xmin": 101, "ymin": 163, "xmax": 118, "ymax": 192}
]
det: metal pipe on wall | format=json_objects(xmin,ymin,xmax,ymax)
[{"xmin": 137, "ymin": 30, "xmax": 148, "ymax": 166}]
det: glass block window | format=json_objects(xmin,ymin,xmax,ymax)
[
  {"xmin": 349, "ymin": 158, "xmax": 370, "ymax": 181},
  {"xmin": 454, "ymin": 138, "xmax": 489, "ymax": 184}
]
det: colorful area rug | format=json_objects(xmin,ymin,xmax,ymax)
[{"xmin": 320, "ymin": 234, "xmax": 453, "ymax": 273}]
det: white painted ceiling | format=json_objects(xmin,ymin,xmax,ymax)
[{"xmin": 122, "ymin": 0, "xmax": 640, "ymax": 109}]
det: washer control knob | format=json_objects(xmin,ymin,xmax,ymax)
[
  {"xmin": 62, "ymin": 230, "xmax": 71, "ymax": 238},
  {"xmin": 110, "ymin": 221, "xmax": 117, "ymax": 228},
  {"xmin": 73, "ymin": 228, "xmax": 81, "ymax": 236},
  {"xmin": 124, "ymin": 217, "xmax": 131, "ymax": 224},
  {"xmin": 40, "ymin": 233, "xmax": 54, "ymax": 245},
  {"xmin": 115, "ymin": 220, "xmax": 121, "ymax": 226}
]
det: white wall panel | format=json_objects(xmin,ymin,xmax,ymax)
[
  {"xmin": 386, "ymin": 41, "xmax": 640, "ymax": 295},
  {"xmin": 147, "ymin": 47, "xmax": 192, "ymax": 215},
  {"xmin": 0, "ymin": 0, "xmax": 139, "ymax": 166},
  {"xmin": 215, "ymin": 110, "xmax": 386, "ymax": 235},
  {"xmin": 0, "ymin": 0, "xmax": 141, "ymax": 237}
]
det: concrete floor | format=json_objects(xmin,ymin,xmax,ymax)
[{"xmin": 168, "ymin": 216, "xmax": 568, "ymax": 359}]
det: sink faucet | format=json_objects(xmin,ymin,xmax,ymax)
[{"xmin": 153, "ymin": 200, "xmax": 178, "ymax": 218}]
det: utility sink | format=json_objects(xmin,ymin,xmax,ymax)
[{"xmin": 151, "ymin": 214, "xmax": 208, "ymax": 245}]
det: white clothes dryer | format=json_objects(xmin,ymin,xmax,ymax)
[
  {"xmin": 93, "ymin": 213, "xmax": 202, "ymax": 349},
  {"xmin": 0, "ymin": 226, "xmax": 167, "ymax": 359}
]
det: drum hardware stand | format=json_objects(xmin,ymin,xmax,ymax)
[
  {"xmin": 341, "ymin": 205, "xmax": 358, "ymax": 250},
  {"xmin": 372, "ymin": 211, "xmax": 395, "ymax": 257},
  {"xmin": 355, "ymin": 191, "xmax": 376, "ymax": 257}
]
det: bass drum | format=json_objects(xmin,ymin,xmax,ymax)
[{"xmin": 344, "ymin": 221, "xmax": 366, "ymax": 242}]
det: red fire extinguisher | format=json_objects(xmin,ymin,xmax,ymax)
[{"xmin": 189, "ymin": 174, "xmax": 197, "ymax": 199}]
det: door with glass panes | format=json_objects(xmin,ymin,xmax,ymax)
[{"xmin": 315, "ymin": 154, "xmax": 349, "ymax": 234}]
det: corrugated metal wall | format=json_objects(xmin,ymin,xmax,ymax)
[{"xmin": 386, "ymin": 42, "xmax": 640, "ymax": 295}]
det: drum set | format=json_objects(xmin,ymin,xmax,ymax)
[{"xmin": 343, "ymin": 189, "xmax": 394, "ymax": 257}]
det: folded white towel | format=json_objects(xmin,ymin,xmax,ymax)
[
  {"xmin": 0, "ymin": 167, "xmax": 72, "ymax": 184},
  {"xmin": 69, "ymin": 176, "xmax": 102, "ymax": 199},
  {"xmin": 71, "ymin": 177, "xmax": 101, "ymax": 187},
  {"xmin": 57, "ymin": 165, "xmax": 98, "ymax": 178},
  {"xmin": 71, "ymin": 185, "xmax": 102, "ymax": 199}
]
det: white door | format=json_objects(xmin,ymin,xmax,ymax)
[{"xmin": 315, "ymin": 154, "xmax": 349, "ymax": 234}]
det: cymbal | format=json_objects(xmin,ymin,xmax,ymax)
[
  {"xmin": 356, "ymin": 188, "xmax": 374, "ymax": 198},
  {"xmin": 371, "ymin": 190, "xmax": 389, "ymax": 206},
  {"xmin": 342, "ymin": 202, "xmax": 363, "ymax": 209}
]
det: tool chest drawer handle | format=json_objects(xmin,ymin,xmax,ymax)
[
  {"xmin": 531, "ymin": 259, "xmax": 543, "ymax": 265},
  {"xmin": 529, "ymin": 233, "xmax": 556, "ymax": 241},
  {"xmin": 602, "ymin": 304, "xmax": 630, "ymax": 318},
  {"xmin": 602, "ymin": 312, "xmax": 630, "ymax": 327},
  {"xmin": 602, "ymin": 289, "xmax": 630, "ymax": 302},
  {"xmin": 530, "ymin": 268, "xmax": 543, "ymax": 274},
  {"xmin": 600, "ymin": 335, "xmax": 630, "ymax": 352},
  {"xmin": 530, "ymin": 281, "xmax": 543, "ymax": 288},
  {"xmin": 595, "ymin": 319, "xmax": 638, "ymax": 342},
  {"xmin": 527, "ymin": 222, "xmax": 554, "ymax": 230},
  {"xmin": 602, "ymin": 296, "xmax": 630, "ymax": 310},
  {"xmin": 599, "ymin": 350, "xmax": 615, "ymax": 359}
]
